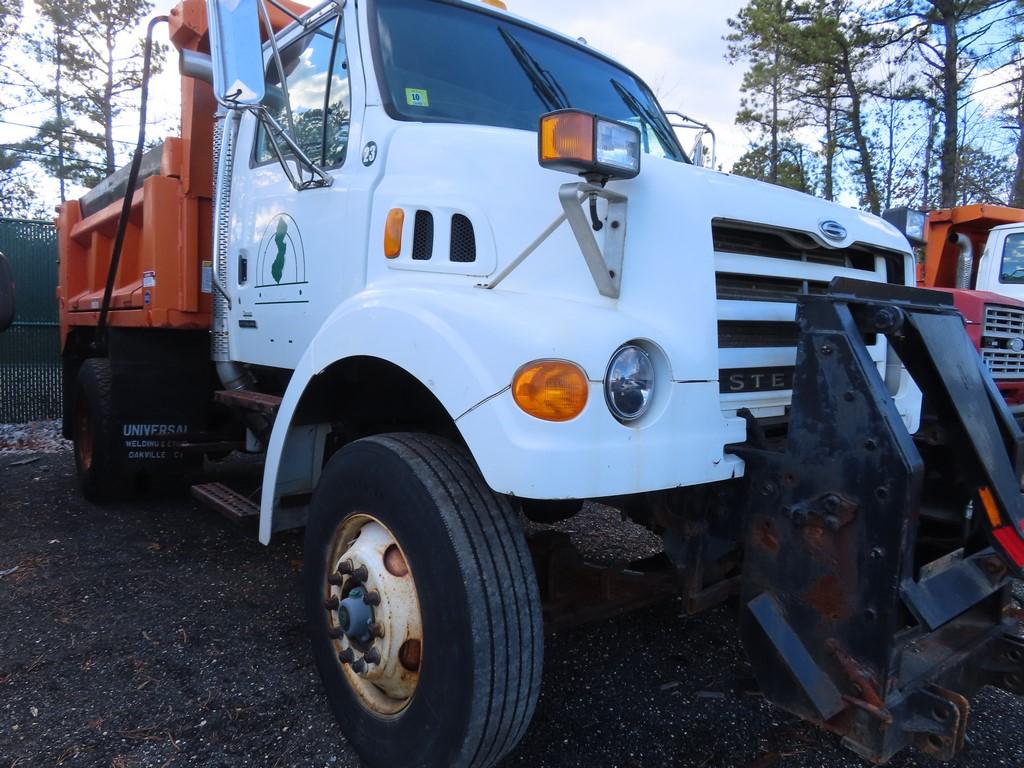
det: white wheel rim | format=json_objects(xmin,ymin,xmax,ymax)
[{"xmin": 325, "ymin": 513, "xmax": 423, "ymax": 716}]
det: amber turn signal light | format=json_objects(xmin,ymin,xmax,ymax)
[
  {"xmin": 539, "ymin": 110, "xmax": 641, "ymax": 181},
  {"xmin": 512, "ymin": 360, "xmax": 589, "ymax": 422},
  {"xmin": 385, "ymin": 208, "xmax": 405, "ymax": 259}
]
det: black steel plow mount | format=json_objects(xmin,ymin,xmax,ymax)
[{"xmin": 735, "ymin": 278, "xmax": 1024, "ymax": 763}]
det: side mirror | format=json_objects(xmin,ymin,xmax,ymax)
[
  {"xmin": 882, "ymin": 207, "xmax": 927, "ymax": 248},
  {"xmin": 206, "ymin": 0, "xmax": 266, "ymax": 107},
  {"xmin": 0, "ymin": 252, "xmax": 15, "ymax": 333}
]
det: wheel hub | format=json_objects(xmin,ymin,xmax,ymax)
[
  {"xmin": 325, "ymin": 515, "xmax": 423, "ymax": 716},
  {"xmin": 336, "ymin": 588, "xmax": 374, "ymax": 646}
]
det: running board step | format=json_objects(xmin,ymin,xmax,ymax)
[
  {"xmin": 191, "ymin": 482, "xmax": 259, "ymax": 523},
  {"xmin": 214, "ymin": 389, "xmax": 283, "ymax": 416}
]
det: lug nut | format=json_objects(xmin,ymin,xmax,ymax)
[
  {"xmin": 368, "ymin": 622, "xmax": 385, "ymax": 639},
  {"xmin": 324, "ymin": 596, "xmax": 340, "ymax": 610},
  {"xmin": 327, "ymin": 573, "xmax": 344, "ymax": 586},
  {"xmin": 328, "ymin": 626, "xmax": 343, "ymax": 639},
  {"xmin": 338, "ymin": 560, "xmax": 354, "ymax": 575},
  {"xmin": 351, "ymin": 658, "xmax": 367, "ymax": 673},
  {"xmin": 352, "ymin": 564, "xmax": 369, "ymax": 582},
  {"xmin": 338, "ymin": 648, "xmax": 355, "ymax": 664},
  {"xmin": 364, "ymin": 647, "xmax": 382, "ymax": 665},
  {"xmin": 363, "ymin": 590, "xmax": 381, "ymax": 606}
]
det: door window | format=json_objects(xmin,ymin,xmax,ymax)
[
  {"xmin": 255, "ymin": 15, "xmax": 351, "ymax": 167},
  {"xmin": 999, "ymin": 233, "xmax": 1024, "ymax": 284}
]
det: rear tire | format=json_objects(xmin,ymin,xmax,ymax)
[
  {"xmin": 304, "ymin": 433, "xmax": 543, "ymax": 768},
  {"xmin": 73, "ymin": 358, "xmax": 122, "ymax": 500}
]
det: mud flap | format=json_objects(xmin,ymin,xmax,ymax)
[
  {"xmin": 734, "ymin": 278, "xmax": 1024, "ymax": 763},
  {"xmin": 107, "ymin": 328, "xmax": 213, "ymax": 475}
]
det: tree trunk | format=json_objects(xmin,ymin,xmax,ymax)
[
  {"xmin": 1013, "ymin": 78, "xmax": 1024, "ymax": 208},
  {"xmin": 884, "ymin": 98, "xmax": 896, "ymax": 212},
  {"xmin": 938, "ymin": 6, "xmax": 959, "ymax": 208},
  {"xmin": 922, "ymin": 108, "xmax": 937, "ymax": 208},
  {"xmin": 838, "ymin": 41, "xmax": 880, "ymax": 214},
  {"xmin": 55, "ymin": 26, "xmax": 65, "ymax": 204},
  {"xmin": 103, "ymin": 28, "xmax": 115, "ymax": 175},
  {"xmin": 770, "ymin": 64, "xmax": 780, "ymax": 185},
  {"xmin": 823, "ymin": 85, "xmax": 834, "ymax": 201}
]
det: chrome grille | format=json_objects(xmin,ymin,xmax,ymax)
[
  {"xmin": 714, "ymin": 220, "xmax": 897, "ymax": 415},
  {"xmin": 982, "ymin": 305, "xmax": 1024, "ymax": 379}
]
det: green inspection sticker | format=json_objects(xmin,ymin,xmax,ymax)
[{"xmin": 405, "ymin": 88, "xmax": 430, "ymax": 107}]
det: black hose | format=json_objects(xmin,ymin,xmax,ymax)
[{"xmin": 92, "ymin": 14, "xmax": 169, "ymax": 353}]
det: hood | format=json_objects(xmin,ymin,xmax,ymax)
[{"xmin": 670, "ymin": 163, "xmax": 911, "ymax": 256}]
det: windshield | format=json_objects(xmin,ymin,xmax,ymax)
[
  {"xmin": 1000, "ymin": 233, "xmax": 1024, "ymax": 284},
  {"xmin": 371, "ymin": 0, "xmax": 686, "ymax": 163}
]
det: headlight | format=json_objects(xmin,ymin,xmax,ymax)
[
  {"xmin": 605, "ymin": 345, "xmax": 654, "ymax": 422},
  {"xmin": 539, "ymin": 110, "xmax": 641, "ymax": 181}
]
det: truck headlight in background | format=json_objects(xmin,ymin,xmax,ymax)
[
  {"xmin": 605, "ymin": 345, "xmax": 654, "ymax": 422},
  {"xmin": 882, "ymin": 207, "xmax": 927, "ymax": 248},
  {"xmin": 539, "ymin": 110, "xmax": 640, "ymax": 182}
]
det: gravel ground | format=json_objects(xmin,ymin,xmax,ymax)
[{"xmin": 3, "ymin": 431, "xmax": 1024, "ymax": 768}]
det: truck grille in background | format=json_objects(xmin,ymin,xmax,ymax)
[
  {"xmin": 714, "ymin": 220, "xmax": 899, "ymax": 411},
  {"xmin": 982, "ymin": 305, "xmax": 1024, "ymax": 379}
]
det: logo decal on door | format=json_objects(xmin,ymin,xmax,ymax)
[{"xmin": 255, "ymin": 213, "xmax": 308, "ymax": 304}]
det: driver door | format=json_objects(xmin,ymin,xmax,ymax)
[{"xmin": 228, "ymin": 9, "xmax": 354, "ymax": 369}]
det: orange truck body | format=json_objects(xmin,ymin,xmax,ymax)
[
  {"xmin": 921, "ymin": 204, "xmax": 1024, "ymax": 290},
  {"xmin": 55, "ymin": 0, "xmax": 307, "ymax": 350}
]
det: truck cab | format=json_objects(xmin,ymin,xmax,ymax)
[{"xmin": 54, "ymin": 2, "xmax": 1024, "ymax": 766}]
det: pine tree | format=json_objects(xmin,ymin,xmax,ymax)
[
  {"xmin": 22, "ymin": 0, "xmax": 161, "ymax": 194},
  {"xmin": 882, "ymin": 0, "xmax": 1018, "ymax": 207},
  {"xmin": 726, "ymin": 0, "xmax": 805, "ymax": 186}
]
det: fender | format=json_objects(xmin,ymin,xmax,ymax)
[{"xmin": 257, "ymin": 282, "xmax": 687, "ymax": 542}]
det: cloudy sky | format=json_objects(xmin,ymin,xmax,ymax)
[
  {"xmin": 144, "ymin": 0, "xmax": 751, "ymax": 166},
  {"xmin": 486, "ymin": 0, "xmax": 750, "ymax": 165}
]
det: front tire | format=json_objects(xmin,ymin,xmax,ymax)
[{"xmin": 304, "ymin": 433, "xmax": 543, "ymax": 768}]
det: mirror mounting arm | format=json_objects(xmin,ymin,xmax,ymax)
[{"xmin": 254, "ymin": 107, "xmax": 334, "ymax": 190}]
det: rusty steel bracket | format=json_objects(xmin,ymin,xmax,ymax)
[{"xmin": 733, "ymin": 278, "xmax": 1024, "ymax": 763}]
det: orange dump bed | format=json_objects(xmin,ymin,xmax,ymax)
[
  {"xmin": 922, "ymin": 204, "xmax": 1024, "ymax": 289},
  {"xmin": 56, "ymin": 0, "xmax": 308, "ymax": 350}
]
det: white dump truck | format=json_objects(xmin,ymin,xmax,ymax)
[{"xmin": 56, "ymin": 1, "xmax": 1024, "ymax": 765}]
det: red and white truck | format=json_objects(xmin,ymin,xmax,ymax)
[{"xmin": 887, "ymin": 205, "xmax": 1024, "ymax": 416}]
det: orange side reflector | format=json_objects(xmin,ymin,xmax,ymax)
[
  {"xmin": 384, "ymin": 208, "xmax": 405, "ymax": 259},
  {"xmin": 512, "ymin": 360, "xmax": 588, "ymax": 422},
  {"xmin": 480, "ymin": 0, "xmax": 507, "ymax": 7},
  {"xmin": 540, "ymin": 111, "xmax": 595, "ymax": 166},
  {"xmin": 978, "ymin": 486, "xmax": 1002, "ymax": 527}
]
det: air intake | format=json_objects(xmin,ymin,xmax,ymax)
[
  {"xmin": 412, "ymin": 211, "xmax": 433, "ymax": 261},
  {"xmin": 450, "ymin": 214, "xmax": 476, "ymax": 263}
]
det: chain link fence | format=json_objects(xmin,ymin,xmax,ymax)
[{"xmin": 0, "ymin": 218, "xmax": 61, "ymax": 423}]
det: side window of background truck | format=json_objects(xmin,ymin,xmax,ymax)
[
  {"xmin": 999, "ymin": 233, "xmax": 1024, "ymax": 284},
  {"xmin": 255, "ymin": 15, "xmax": 351, "ymax": 167}
]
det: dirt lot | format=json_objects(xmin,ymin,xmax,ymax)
[{"xmin": 3, "ymin": 436, "xmax": 1024, "ymax": 768}]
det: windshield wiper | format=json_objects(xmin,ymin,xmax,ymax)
[
  {"xmin": 609, "ymin": 78, "xmax": 682, "ymax": 162},
  {"xmin": 499, "ymin": 27, "xmax": 570, "ymax": 112}
]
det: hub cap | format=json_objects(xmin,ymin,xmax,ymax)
[{"xmin": 325, "ymin": 514, "xmax": 423, "ymax": 716}]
